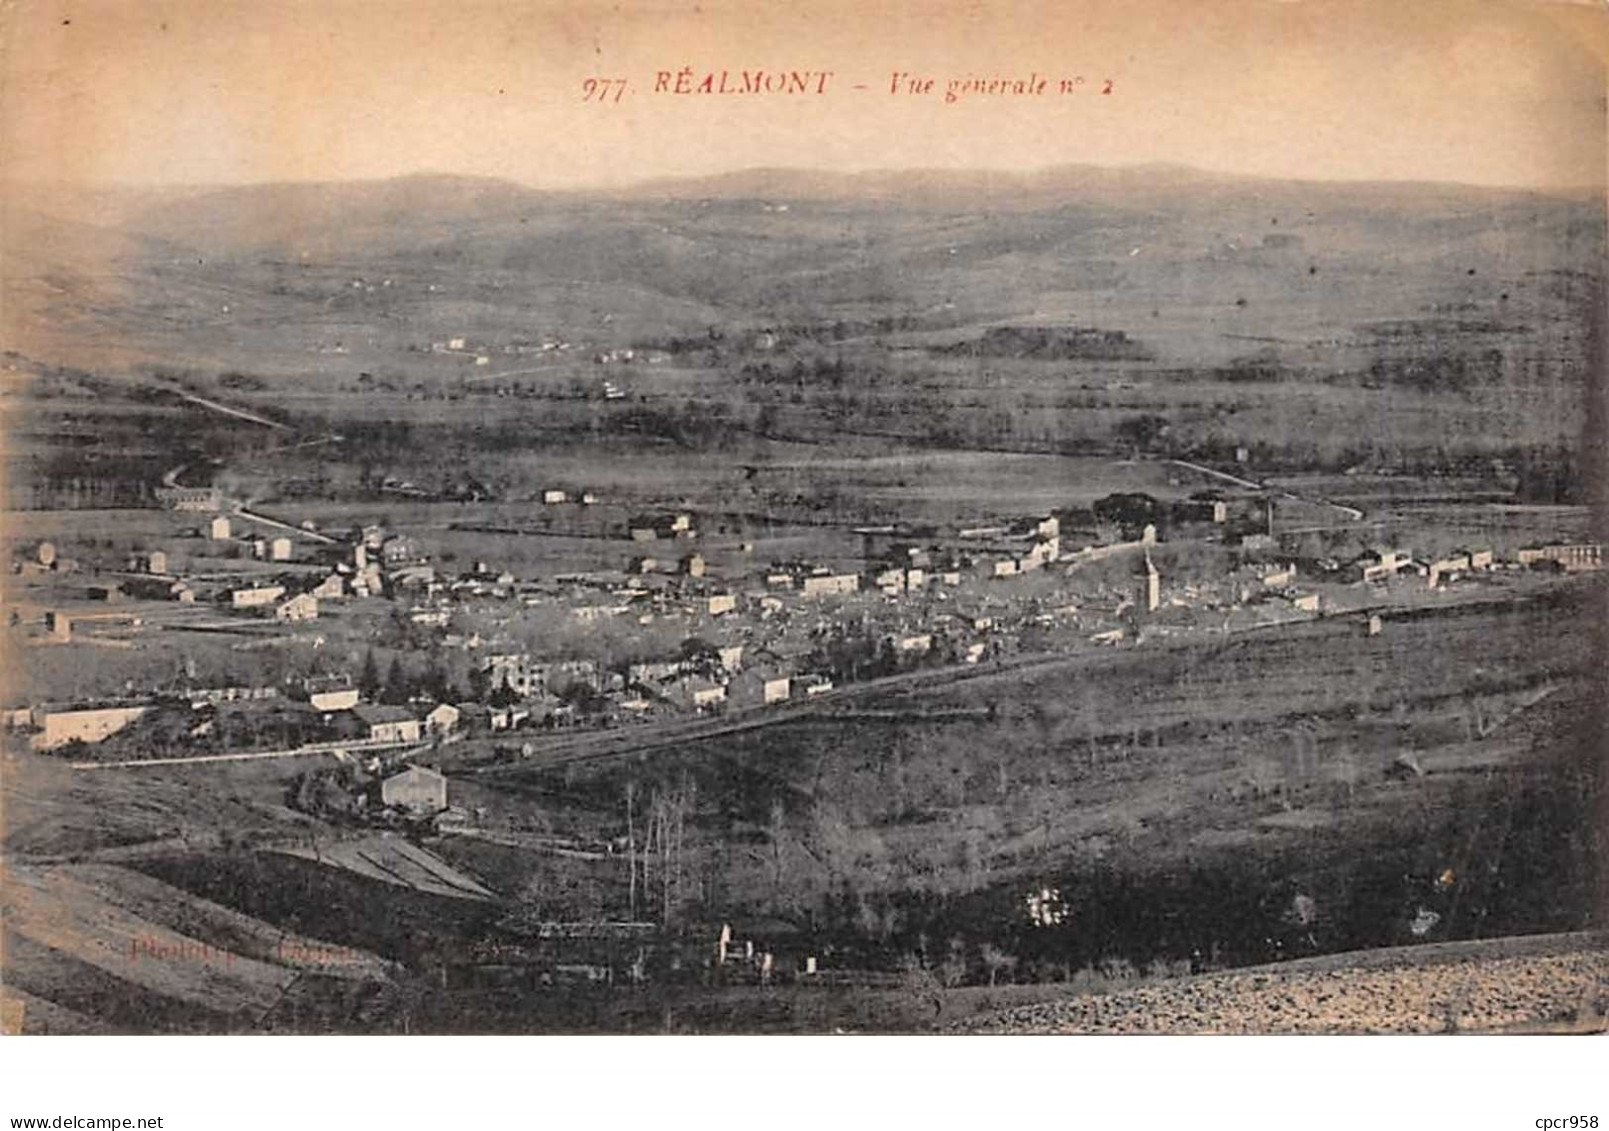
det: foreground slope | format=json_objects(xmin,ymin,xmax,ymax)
[{"xmin": 958, "ymin": 931, "xmax": 1609, "ymax": 1034}]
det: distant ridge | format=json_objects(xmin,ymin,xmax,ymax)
[
  {"xmin": 7, "ymin": 160, "xmax": 1595, "ymax": 226},
  {"xmin": 610, "ymin": 162, "xmax": 1601, "ymax": 208},
  {"xmin": 614, "ymin": 161, "xmax": 1243, "ymax": 200}
]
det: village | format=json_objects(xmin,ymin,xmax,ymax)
[{"xmin": 6, "ymin": 457, "xmax": 1599, "ymax": 813}]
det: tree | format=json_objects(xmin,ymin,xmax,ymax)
[
  {"xmin": 643, "ymin": 778, "xmax": 696, "ymax": 926},
  {"xmin": 767, "ymin": 798, "xmax": 788, "ymax": 887},
  {"xmin": 979, "ymin": 942, "xmax": 1018, "ymax": 987},
  {"xmin": 625, "ymin": 780, "xmax": 639, "ymax": 920},
  {"xmin": 381, "ymin": 657, "xmax": 411, "ymax": 705},
  {"xmin": 678, "ymin": 636, "xmax": 721, "ymax": 677},
  {"xmin": 896, "ymin": 952, "xmax": 946, "ymax": 1021},
  {"xmin": 359, "ymin": 649, "xmax": 382, "ymax": 698},
  {"xmin": 1113, "ymin": 413, "xmax": 1171, "ymax": 453},
  {"xmin": 557, "ymin": 681, "xmax": 606, "ymax": 715},
  {"xmin": 753, "ymin": 402, "xmax": 779, "ymax": 438},
  {"xmin": 421, "ymin": 654, "xmax": 451, "ymax": 702},
  {"xmin": 1092, "ymin": 492, "xmax": 1164, "ymax": 534},
  {"xmin": 936, "ymin": 937, "xmax": 968, "ymax": 989},
  {"xmin": 488, "ymin": 672, "xmax": 518, "ymax": 709}
]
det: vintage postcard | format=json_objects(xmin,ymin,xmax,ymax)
[{"xmin": 1, "ymin": 0, "xmax": 1605, "ymax": 1044}]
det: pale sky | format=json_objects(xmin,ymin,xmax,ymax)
[{"xmin": 1, "ymin": 0, "xmax": 1604, "ymax": 190}]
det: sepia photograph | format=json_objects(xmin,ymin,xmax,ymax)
[{"xmin": 1, "ymin": 0, "xmax": 1605, "ymax": 1100}]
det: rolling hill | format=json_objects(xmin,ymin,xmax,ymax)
[{"xmin": 1, "ymin": 164, "xmax": 1599, "ymax": 468}]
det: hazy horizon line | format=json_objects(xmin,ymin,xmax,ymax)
[{"xmin": 5, "ymin": 159, "xmax": 1604, "ymax": 199}]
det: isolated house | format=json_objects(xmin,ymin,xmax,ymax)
[
  {"xmin": 676, "ymin": 679, "xmax": 727, "ymax": 712},
  {"xmin": 1427, "ymin": 553, "xmax": 1471, "ymax": 588},
  {"xmin": 209, "ymin": 516, "xmax": 232, "ymax": 541},
  {"xmin": 763, "ymin": 675, "xmax": 792, "ymax": 703},
  {"xmin": 1354, "ymin": 547, "xmax": 1410, "ymax": 584},
  {"xmin": 455, "ymin": 702, "xmax": 511, "ymax": 733},
  {"xmin": 873, "ymin": 566, "xmax": 906, "ymax": 593},
  {"xmin": 380, "ymin": 766, "xmax": 447, "ymax": 813},
  {"xmin": 481, "ymin": 653, "xmax": 545, "ymax": 698},
  {"xmin": 155, "ymin": 485, "xmax": 222, "ymax": 512},
  {"xmin": 801, "ymin": 573, "xmax": 859, "ymax": 598},
  {"xmin": 425, "ymin": 703, "xmax": 460, "ymax": 735},
  {"xmin": 628, "ymin": 660, "xmax": 682, "ymax": 686},
  {"xmin": 30, "ymin": 703, "xmax": 150, "ymax": 751},
  {"xmin": 1516, "ymin": 543, "xmax": 1602, "ymax": 573},
  {"xmin": 1260, "ymin": 564, "xmax": 1296, "ymax": 588},
  {"xmin": 231, "ymin": 584, "xmax": 286, "ymax": 609},
  {"xmin": 352, "ymin": 704, "xmax": 423, "ymax": 745},
  {"xmin": 307, "ymin": 679, "xmax": 360, "ymax": 712},
  {"xmin": 274, "ymin": 593, "xmax": 319, "ymax": 622},
  {"xmin": 731, "ymin": 669, "xmax": 793, "ymax": 706},
  {"xmin": 310, "ymin": 573, "xmax": 345, "ymax": 600},
  {"xmin": 380, "ymin": 536, "xmax": 425, "ymax": 565}
]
